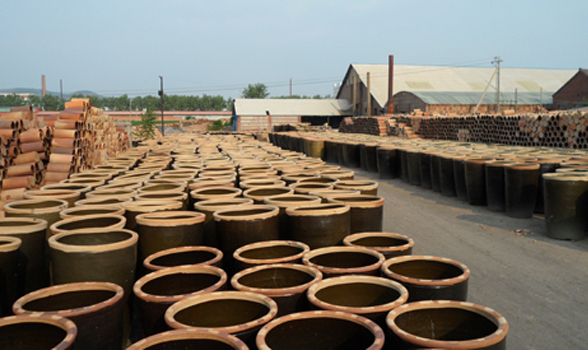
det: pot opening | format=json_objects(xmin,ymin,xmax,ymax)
[
  {"xmin": 0, "ymin": 323, "xmax": 68, "ymax": 349},
  {"xmin": 238, "ymin": 268, "xmax": 313, "ymax": 289},
  {"xmin": 22, "ymin": 290, "xmax": 116, "ymax": 311},
  {"xmin": 387, "ymin": 260, "xmax": 464, "ymax": 280},
  {"xmin": 0, "ymin": 221, "xmax": 39, "ymax": 228},
  {"xmin": 150, "ymin": 250, "xmax": 218, "ymax": 268},
  {"xmin": 309, "ymin": 252, "xmax": 379, "ymax": 269},
  {"xmin": 197, "ymin": 189, "xmax": 238, "ymax": 195},
  {"xmin": 239, "ymin": 246, "xmax": 302, "ymax": 260},
  {"xmin": 315, "ymin": 283, "xmax": 400, "ymax": 307},
  {"xmin": 248, "ymin": 189, "xmax": 289, "ymax": 196},
  {"xmin": 219, "ymin": 208, "xmax": 272, "ymax": 217},
  {"xmin": 174, "ymin": 299, "xmax": 270, "ymax": 327},
  {"xmin": 351, "ymin": 236, "xmax": 409, "ymax": 248},
  {"xmin": 65, "ymin": 209, "xmax": 118, "ymax": 216},
  {"xmin": 10, "ymin": 201, "xmax": 63, "ymax": 209},
  {"xmin": 56, "ymin": 217, "xmax": 122, "ymax": 231},
  {"xmin": 142, "ymin": 273, "xmax": 221, "ymax": 296},
  {"xmin": 57, "ymin": 231, "xmax": 132, "ymax": 246}
]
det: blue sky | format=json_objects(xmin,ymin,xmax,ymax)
[{"xmin": 1, "ymin": 0, "xmax": 586, "ymax": 98}]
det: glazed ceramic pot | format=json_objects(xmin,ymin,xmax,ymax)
[
  {"xmin": 406, "ymin": 149, "xmax": 422, "ymax": 187},
  {"xmin": 307, "ymin": 275, "xmax": 408, "ymax": 327},
  {"xmin": 135, "ymin": 211, "xmax": 206, "ymax": 265},
  {"xmin": 319, "ymin": 170, "xmax": 354, "ymax": 181},
  {"xmin": 59, "ymin": 205, "xmax": 125, "ymax": 220},
  {"xmin": 543, "ymin": 173, "xmax": 588, "ymax": 240},
  {"xmin": 342, "ymin": 142, "xmax": 361, "ymax": 168},
  {"xmin": 376, "ymin": 146, "xmax": 399, "ymax": 179},
  {"xmin": 85, "ymin": 188, "xmax": 138, "ymax": 201},
  {"xmin": 439, "ymin": 154, "xmax": 457, "ymax": 197},
  {"xmin": 529, "ymin": 159, "xmax": 562, "ymax": 213},
  {"xmin": 23, "ymin": 189, "xmax": 81, "ymax": 209},
  {"xmin": 381, "ymin": 255, "xmax": 470, "ymax": 302},
  {"xmin": 452, "ymin": 155, "xmax": 469, "ymax": 201},
  {"xmin": 139, "ymin": 183, "xmax": 186, "ymax": 195},
  {"xmin": 0, "ymin": 236, "xmax": 21, "ymax": 316},
  {"xmin": 484, "ymin": 160, "xmax": 517, "ymax": 212},
  {"xmin": 134, "ymin": 265, "xmax": 227, "ymax": 335},
  {"xmin": 428, "ymin": 152, "xmax": 442, "ymax": 191},
  {"xmin": 256, "ymin": 310, "xmax": 384, "ymax": 350},
  {"xmin": 4, "ymin": 199, "xmax": 68, "ymax": 238},
  {"xmin": 327, "ymin": 195, "xmax": 385, "ymax": 234},
  {"xmin": 0, "ymin": 218, "xmax": 48, "ymax": 294},
  {"xmin": 143, "ymin": 246, "xmax": 224, "ymax": 272},
  {"xmin": 121, "ymin": 200, "xmax": 183, "ymax": 231},
  {"xmin": 13, "ymin": 282, "xmax": 124, "ymax": 350},
  {"xmin": 126, "ymin": 329, "xmax": 248, "ymax": 350},
  {"xmin": 0, "ymin": 314, "xmax": 77, "ymax": 349},
  {"xmin": 165, "ymin": 291, "xmax": 278, "ymax": 348},
  {"xmin": 240, "ymin": 180, "xmax": 286, "ymax": 191},
  {"xmin": 231, "ymin": 263, "xmax": 322, "ymax": 316},
  {"xmin": 75, "ymin": 196, "xmax": 132, "ymax": 207},
  {"xmin": 289, "ymin": 182, "xmax": 334, "ymax": 195},
  {"xmin": 464, "ymin": 157, "xmax": 495, "ymax": 206},
  {"xmin": 135, "ymin": 192, "xmax": 189, "ymax": 210},
  {"xmin": 504, "ymin": 163, "xmax": 540, "ymax": 218},
  {"xmin": 263, "ymin": 195, "xmax": 322, "ymax": 238},
  {"xmin": 49, "ymin": 214, "xmax": 126, "ymax": 236},
  {"xmin": 307, "ymin": 190, "xmax": 360, "ymax": 203},
  {"xmin": 243, "ymin": 187, "xmax": 294, "ymax": 204},
  {"xmin": 41, "ymin": 183, "xmax": 92, "ymax": 200},
  {"xmin": 285, "ymin": 203, "xmax": 350, "ymax": 249},
  {"xmin": 343, "ymin": 232, "xmax": 414, "ymax": 259},
  {"xmin": 302, "ymin": 246, "xmax": 385, "ymax": 278},
  {"xmin": 333, "ymin": 180, "xmax": 379, "ymax": 196},
  {"xmin": 233, "ymin": 240, "xmax": 311, "ymax": 272},
  {"xmin": 418, "ymin": 151, "xmax": 433, "ymax": 189},
  {"xmin": 194, "ymin": 198, "xmax": 254, "ymax": 248},
  {"xmin": 190, "ymin": 187, "xmax": 243, "ymax": 207},
  {"xmin": 386, "ymin": 300, "xmax": 508, "ymax": 349}
]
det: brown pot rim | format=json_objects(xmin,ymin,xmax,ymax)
[
  {"xmin": 0, "ymin": 235, "xmax": 22, "ymax": 252},
  {"xmin": 256, "ymin": 310, "xmax": 384, "ymax": 350},
  {"xmin": 386, "ymin": 300, "xmax": 508, "ymax": 349},
  {"xmin": 343, "ymin": 232, "xmax": 414, "ymax": 253},
  {"xmin": 144, "ymin": 245, "xmax": 224, "ymax": 271},
  {"xmin": 240, "ymin": 180, "xmax": 286, "ymax": 190},
  {"xmin": 285, "ymin": 203, "xmax": 350, "ymax": 217},
  {"xmin": 543, "ymin": 172, "xmax": 588, "ymax": 182},
  {"xmin": 190, "ymin": 186, "xmax": 243, "ymax": 199},
  {"xmin": 59, "ymin": 205, "xmax": 125, "ymax": 220},
  {"xmin": 97, "ymin": 181, "xmax": 144, "ymax": 191},
  {"xmin": 165, "ymin": 291, "xmax": 278, "ymax": 334},
  {"xmin": 307, "ymin": 275, "xmax": 408, "ymax": 314},
  {"xmin": 231, "ymin": 263, "xmax": 322, "ymax": 297},
  {"xmin": 233, "ymin": 240, "xmax": 311, "ymax": 265},
  {"xmin": 60, "ymin": 178, "xmax": 106, "ymax": 187},
  {"xmin": 69, "ymin": 173, "xmax": 112, "ymax": 180},
  {"xmin": 50, "ymin": 214, "xmax": 126, "ymax": 235},
  {"xmin": 40, "ymin": 183, "xmax": 92, "ymax": 193},
  {"xmin": 319, "ymin": 170, "xmax": 355, "ymax": 178},
  {"xmin": 139, "ymin": 183, "xmax": 186, "ymax": 193},
  {"xmin": 296, "ymin": 177, "xmax": 338, "ymax": 184},
  {"xmin": 505, "ymin": 162, "xmax": 541, "ymax": 170},
  {"xmin": 289, "ymin": 183, "xmax": 335, "ymax": 193},
  {"xmin": 381, "ymin": 255, "xmax": 471, "ymax": 287},
  {"xmin": 136, "ymin": 210, "xmax": 205, "ymax": 227},
  {"xmin": 48, "ymin": 228, "xmax": 139, "ymax": 253},
  {"xmin": 0, "ymin": 217, "xmax": 48, "ymax": 235},
  {"xmin": 194, "ymin": 198, "xmax": 254, "ymax": 212},
  {"xmin": 135, "ymin": 192, "xmax": 188, "ymax": 201},
  {"xmin": 334, "ymin": 181, "xmax": 379, "ymax": 191},
  {"xmin": 307, "ymin": 190, "xmax": 360, "ymax": 198},
  {"xmin": 86, "ymin": 189, "xmax": 138, "ymax": 199},
  {"xmin": 127, "ymin": 329, "xmax": 248, "ymax": 350},
  {"xmin": 4, "ymin": 199, "xmax": 68, "ymax": 215},
  {"xmin": 213, "ymin": 205, "xmax": 279, "ymax": 222},
  {"xmin": 13, "ymin": 281, "xmax": 124, "ymax": 318},
  {"xmin": 302, "ymin": 246, "xmax": 385, "ymax": 275},
  {"xmin": 263, "ymin": 194, "xmax": 322, "ymax": 207},
  {"xmin": 134, "ymin": 265, "xmax": 227, "ymax": 303},
  {"xmin": 0, "ymin": 314, "xmax": 77, "ymax": 349},
  {"xmin": 75, "ymin": 197, "xmax": 133, "ymax": 207},
  {"xmin": 122, "ymin": 200, "xmax": 183, "ymax": 212},
  {"xmin": 327, "ymin": 195, "xmax": 385, "ymax": 208},
  {"xmin": 484, "ymin": 160, "xmax": 518, "ymax": 167},
  {"xmin": 243, "ymin": 187, "xmax": 294, "ymax": 201}
]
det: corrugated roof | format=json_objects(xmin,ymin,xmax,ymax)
[
  {"xmin": 347, "ymin": 64, "xmax": 576, "ymax": 107},
  {"xmin": 400, "ymin": 91, "xmax": 553, "ymax": 105},
  {"xmin": 233, "ymin": 99, "xmax": 352, "ymax": 116}
]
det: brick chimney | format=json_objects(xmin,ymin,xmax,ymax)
[{"xmin": 387, "ymin": 55, "xmax": 394, "ymax": 114}]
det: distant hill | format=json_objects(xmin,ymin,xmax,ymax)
[{"xmin": 0, "ymin": 88, "xmax": 102, "ymax": 100}]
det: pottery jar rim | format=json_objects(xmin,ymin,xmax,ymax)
[
  {"xmin": 134, "ymin": 265, "xmax": 227, "ymax": 303},
  {"xmin": 263, "ymin": 194, "xmax": 322, "ymax": 207},
  {"xmin": 41, "ymin": 183, "xmax": 92, "ymax": 193},
  {"xmin": 13, "ymin": 282, "xmax": 124, "ymax": 318},
  {"xmin": 59, "ymin": 205, "xmax": 125, "ymax": 220},
  {"xmin": 136, "ymin": 210, "xmax": 205, "ymax": 227},
  {"xmin": 213, "ymin": 205, "xmax": 279, "ymax": 222},
  {"xmin": 135, "ymin": 192, "xmax": 188, "ymax": 201},
  {"xmin": 60, "ymin": 178, "xmax": 106, "ymax": 187},
  {"xmin": 233, "ymin": 240, "xmax": 311, "ymax": 266},
  {"xmin": 289, "ymin": 183, "xmax": 335, "ymax": 192},
  {"xmin": 122, "ymin": 200, "xmax": 183, "ymax": 212},
  {"xmin": 386, "ymin": 300, "xmax": 508, "ymax": 349},
  {"xmin": 285, "ymin": 203, "xmax": 350, "ymax": 217},
  {"xmin": 505, "ymin": 163, "xmax": 540, "ymax": 170},
  {"xmin": 241, "ymin": 180, "xmax": 286, "ymax": 188},
  {"xmin": 543, "ymin": 172, "xmax": 588, "ymax": 182},
  {"xmin": 464, "ymin": 157, "xmax": 496, "ymax": 165},
  {"xmin": 243, "ymin": 187, "xmax": 294, "ymax": 201},
  {"xmin": 139, "ymin": 183, "xmax": 186, "ymax": 193},
  {"xmin": 75, "ymin": 197, "xmax": 133, "ymax": 207},
  {"xmin": 484, "ymin": 160, "xmax": 518, "ymax": 167},
  {"xmin": 164, "ymin": 291, "xmax": 278, "ymax": 334},
  {"xmin": 96, "ymin": 181, "xmax": 144, "ymax": 191},
  {"xmin": 144, "ymin": 245, "xmax": 223, "ymax": 271},
  {"xmin": 334, "ymin": 180, "xmax": 378, "ymax": 190},
  {"xmin": 48, "ymin": 228, "xmax": 138, "ymax": 254},
  {"xmin": 4, "ymin": 199, "xmax": 68, "ymax": 215},
  {"xmin": 190, "ymin": 186, "xmax": 243, "ymax": 199},
  {"xmin": 381, "ymin": 255, "xmax": 471, "ymax": 287},
  {"xmin": 194, "ymin": 198, "xmax": 254, "ymax": 212},
  {"xmin": 256, "ymin": 310, "xmax": 385, "ymax": 350},
  {"xmin": 86, "ymin": 189, "xmax": 138, "ymax": 199},
  {"xmin": 231, "ymin": 263, "xmax": 322, "ymax": 297},
  {"xmin": 50, "ymin": 214, "xmax": 127, "ymax": 235},
  {"xmin": 0, "ymin": 217, "xmax": 48, "ymax": 235},
  {"xmin": 327, "ymin": 195, "xmax": 385, "ymax": 208},
  {"xmin": 127, "ymin": 329, "xmax": 248, "ymax": 350},
  {"xmin": 307, "ymin": 275, "xmax": 408, "ymax": 315},
  {"xmin": 302, "ymin": 246, "xmax": 385, "ymax": 275},
  {"xmin": 308, "ymin": 190, "xmax": 360, "ymax": 198},
  {"xmin": 0, "ymin": 313, "xmax": 77, "ymax": 348},
  {"xmin": 343, "ymin": 232, "xmax": 414, "ymax": 254},
  {"xmin": 0, "ymin": 235, "xmax": 22, "ymax": 252}
]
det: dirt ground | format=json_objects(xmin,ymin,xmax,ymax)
[{"xmin": 352, "ymin": 167, "xmax": 588, "ymax": 350}]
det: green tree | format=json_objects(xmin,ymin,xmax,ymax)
[
  {"xmin": 133, "ymin": 108, "xmax": 157, "ymax": 140},
  {"xmin": 41, "ymin": 94, "xmax": 65, "ymax": 111},
  {"xmin": 0, "ymin": 94, "xmax": 26, "ymax": 107},
  {"xmin": 242, "ymin": 83, "xmax": 269, "ymax": 99}
]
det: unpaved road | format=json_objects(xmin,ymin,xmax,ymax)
[{"xmin": 353, "ymin": 167, "xmax": 588, "ymax": 350}]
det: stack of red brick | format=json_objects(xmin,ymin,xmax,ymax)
[{"xmin": 338, "ymin": 116, "xmax": 389, "ymax": 136}]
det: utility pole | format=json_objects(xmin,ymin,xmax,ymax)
[
  {"xmin": 367, "ymin": 72, "xmax": 371, "ymax": 117},
  {"xmin": 60, "ymin": 79, "xmax": 63, "ymax": 100},
  {"xmin": 158, "ymin": 76, "xmax": 164, "ymax": 137},
  {"xmin": 289, "ymin": 79, "xmax": 292, "ymax": 98},
  {"xmin": 493, "ymin": 56, "xmax": 502, "ymax": 113},
  {"xmin": 514, "ymin": 88, "xmax": 518, "ymax": 113}
]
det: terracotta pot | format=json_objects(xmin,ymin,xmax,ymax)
[
  {"xmin": 139, "ymin": 183, "xmax": 186, "ymax": 195},
  {"xmin": 233, "ymin": 240, "xmax": 311, "ymax": 272},
  {"xmin": 96, "ymin": 181, "xmax": 144, "ymax": 192},
  {"xmin": 4, "ymin": 199, "xmax": 68, "ymax": 238},
  {"xmin": 59, "ymin": 205, "xmax": 125, "ymax": 220},
  {"xmin": 0, "ymin": 314, "xmax": 77, "ymax": 349},
  {"xmin": 307, "ymin": 190, "xmax": 360, "ymax": 203},
  {"xmin": 134, "ymin": 265, "xmax": 227, "ymax": 335},
  {"xmin": 13, "ymin": 282, "xmax": 124, "ymax": 350},
  {"xmin": 213, "ymin": 205, "xmax": 280, "ymax": 274},
  {"xmin": 75, "ymin": 196, "xmax": 133, "ymax": 207},
  {"xmin": 127, "ymin": 329, "xmax": 248, "ymax": 350},
  {"xmin": 319, "ymin": 170, "xmax": 354, "ymax": 181},
  {"xmin": 194, "ymin": 198, "xmax": 254, "ymax": 248},
  {"xmin": 289, "ymin": 182, "xmax": 334, "ymax": 195},
  {"xmin": 256, "ymin": 310, "xmax": 384, "ymax": 350},
  {"xmin": 240, "ymin": 180, "xmax": 286, "ymax": 191},
  {"xmin": 504, "ymin": 163, "xmax": 540, "ymax": 218},
  {"xmin": 307, "ymin": 275, "xmax": 408, "ymax": 327},
  {"xmin": 282, "ymin": 173, "xmax": 319, "ymax": 186},
  {"xmin": 327, "ymin": 195, "xmax": 385, "ymax": 234},
  {"xmin": 49, "ymin": 214, "xmax": 126, "ymax": 236},
  {"xmin": 189, "ymin": 178, "xmax": 236, "ymax": 190},
  {"xmin": 121, "ymin": 200, "xmax": 183, "ymax": 231},
  {"xmin": 85, "ymin": 188, "xmax": 138, "ymax": 201},
  {"xmin": 381, "ymin": 255, "xmax": 470, "ymax": 302},
  {"xmin": 232, "ymin": 263, "xmax": 322, "ymax": 317},
  {"xmin": 343, "ymin": 232, "xmax": 414, "ymax": 259},
  {"xmin": 61, "ymin": 178, "xmax": 106, "ymax": 189},
  {"xmin": 334, "ymin": 180, "xmax": 379, "ymax": 196},
  {"xmin": 244, "ymin": 187, "xmax": 294, "ymax": 204},
  {"xmin": 190, "ymin": 187, "xmax": 243, "ymax": 206},
  {"xmin": 543, "ymin": 173, "xmax": 588, "ymax": 240},
  {"xmin": 0, "ymin": 218, "xmax": 49, "ymax": 294},
  {"xmin": 165, "ymin": 291, "xmax": 278, "ymax": 347},
  {"xmin": 302, "ymin": 246, "xmax": 385, "ymax": 278},
  {"xmin": 41, "ymin": 183, "xmax": 92, "ymax": 200},
  {"xmin": 0, "ymin": 236, "xmax": 21, "ymax": 316},
  {"xmin": 144, "ymin": 246, "xmax": 224, "ymax": 272},
  {"xmin": 70, "ymin": 172, "xmax": 113, "ymax": 182},
  {"xmin": 135, "ymin": 211, "xmax": 206, "ymax": 265},
  {"xmin": 386, "ymin": 300, "xmax": 508, "ymax": 349},
  {"xmin": 285, "ymin": 203, "xmax": 350, "ymax": 249}
]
